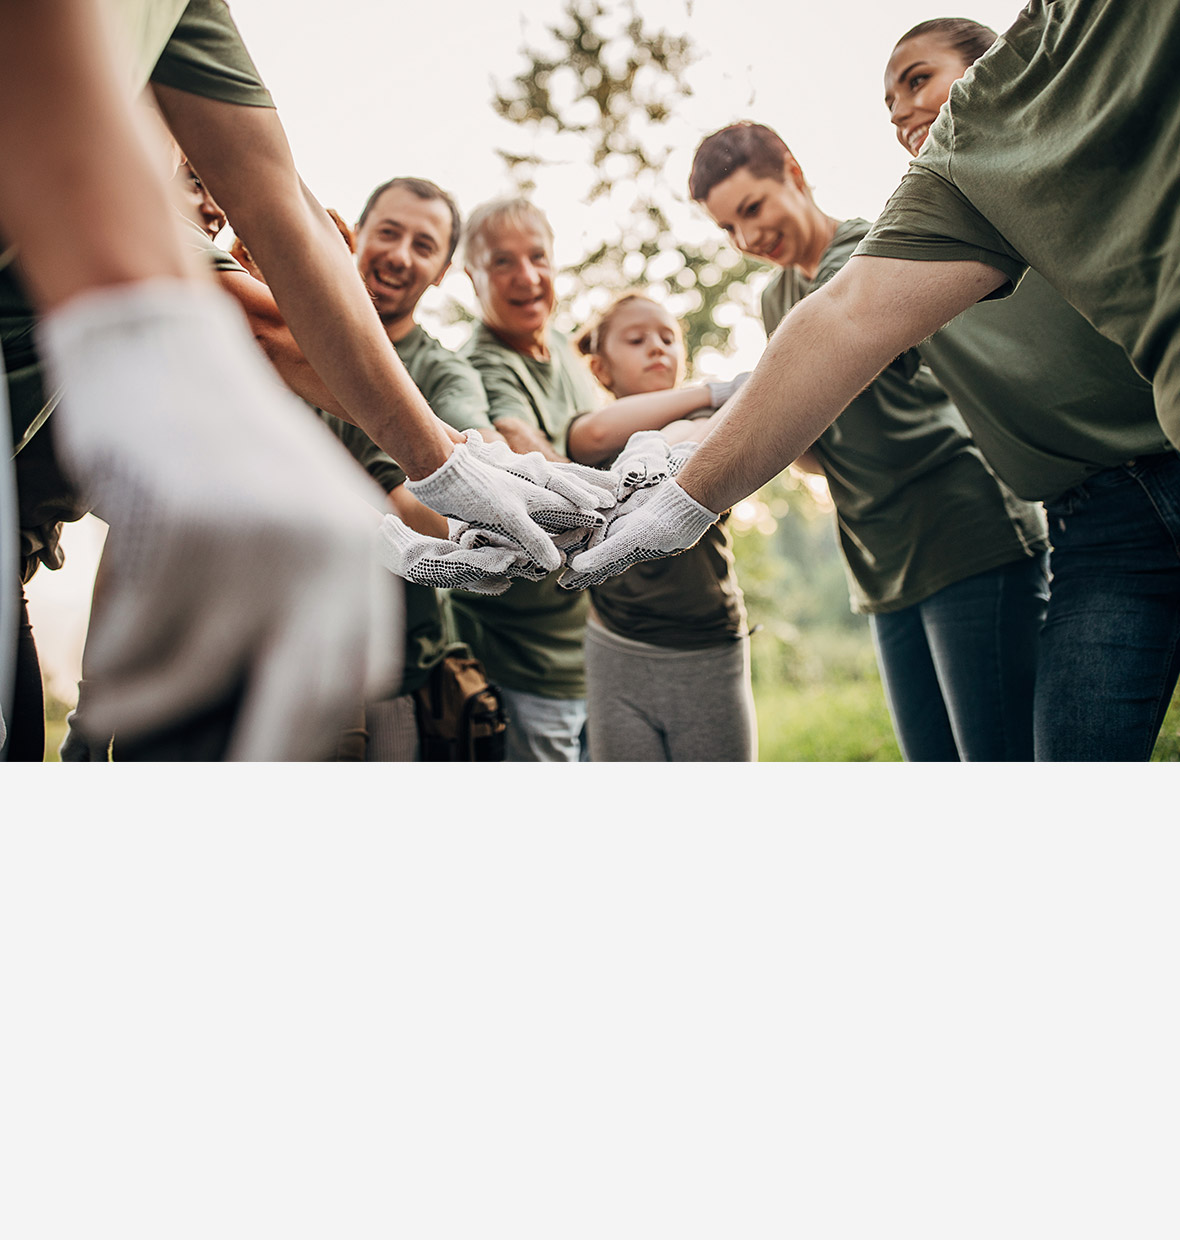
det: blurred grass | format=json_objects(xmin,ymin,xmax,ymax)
[{"xmin": 39, "ymin": 638, "xmax": 1180, "ymax": 762}]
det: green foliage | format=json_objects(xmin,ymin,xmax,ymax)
[{"xmin": 491, "ymin": 0, "xmax": 762, "ymax": 361}]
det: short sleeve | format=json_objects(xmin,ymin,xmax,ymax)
[
  {"xmin": 150, "ymin": 0, "xmax": 274, "ymax": 107},
  {"xmin": 855, "ymin": 163, "xmax": 1028, "ymax": 296}
]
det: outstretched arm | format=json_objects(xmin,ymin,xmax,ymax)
[
  {"xmin": 153, "ymin": 84, "xmax": 459, "ymax": 478},
  {"xmin": 560, "ymin": 255, "xmax": 1007, "ymax": 590},
  {"xmin": 675, "ymin": 255, "xmax": 1005, "ymax": 513},
  {"xmin": 567, "ymin": 384, "xmax": 714, "ymax": 464}
]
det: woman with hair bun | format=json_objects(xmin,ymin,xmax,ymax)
[{"xmin": 883, "ymin": 17, "xmax": 1180, "ymax": 761}]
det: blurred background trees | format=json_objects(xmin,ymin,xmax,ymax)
[{"xmin": 490, "ymin": 0, "xmax": 762, "ymax": 364}]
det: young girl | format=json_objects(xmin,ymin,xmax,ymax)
[{"xmin": 568, "ymin": 293, "xmax": 757, "ymax": 762}]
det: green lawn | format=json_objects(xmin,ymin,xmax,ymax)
[
  {"xmin": 40, "ymin": 663, "xmax": 1180, "ymax": 762},
  {"xmin": 753, "ymin": 667, "xmax": 1180, "ymax": 763}
]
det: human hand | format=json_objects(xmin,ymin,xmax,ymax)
[
  {"xmin": 612, "ymin": 432, "xmax": 701, "ymax": 502},
  {"xmin": 377, "ymin": 512, "xmax": 548, "ymax": 595},
  {"xmin": 44, "ymin": 280, "xmax": 400, "ymax": 760},
  {"xmin": 406, "ymin": 430, "xmax": 618, "ymax": 573},
  {"xmin": 557, "ymin": 477, "xmax": 718, "ymax": 590},
  {"xmin": 706, "ymin": 371, "xmax": 751, "ymax": 408}
]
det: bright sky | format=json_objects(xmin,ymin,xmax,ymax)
[{"xmin": 26, "ymin": 0, "xmax": 1028, "ymax": 701}]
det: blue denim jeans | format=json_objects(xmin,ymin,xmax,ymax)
[
  {"xmin": 498, "ymin": 685, "xmax": 586, "ymax": 762},
  {"xmin": 870, "ymin": 554, "xmax": 1049, "ymax": 761},
  {"xmin": 1036, "ymin": 451, "xmax": 1180, "ymax": 761}
]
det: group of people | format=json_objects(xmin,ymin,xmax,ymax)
[{"xmin": 2, "ymin": 0, "xmax": 1178, "ymax": 763}]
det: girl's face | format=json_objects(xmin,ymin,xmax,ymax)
[
  {"xmin": 884, "ymin": 34, "xmax": 970, "ymax": 157},
  {"xmin": 591, "ymin": 300, "xmax": 685, "ymax": 397}
]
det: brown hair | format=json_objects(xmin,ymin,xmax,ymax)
[
  {"xmin": 688, "ymin": 121, "xmax": 793, "ymax": 202},
  {"xmin": 575, "ymin": 293, "xmax": 684, "ymax": 393},
  {"xmin": 356, "ymin": 177, "xmax": 462, "ymax": 265},
  {"xmin": 894, "ymin": 17, "xmax": 997, "ymax": 67}
]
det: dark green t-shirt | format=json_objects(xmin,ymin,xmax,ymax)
[
  {"xmin": 918, "ymin": 269, "xmax": 1166, "ymax": 502},
  {"xmin": 856, "ymin": 0, "xmax": 1180, "ymax": 449},
  {"xmin": 763, "ymin": 219, "xmax": 1046, "ymax": 614},
  {"xmin": 451, "ymin": 324, "xmax": 598, "ymax": 698},
  {"xmin": 590, "ymin": 514, "xmax": 747, "ymax": 649},
  {"xmin": 149, "ymin": 0, "xmax": 273, "ymax": 107}
]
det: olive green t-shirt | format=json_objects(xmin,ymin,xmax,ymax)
[
  {"xmin": 149, "ymin": 0, "xmax": 273, "ymax": 107},
  {"xmin": 590, "ymin": 515, "xmax": 747, "ymax": 649},
  {"xmin": 763, "ymin": 219, "xmax": 1046, "ymax": 615},
  {"xmin": 451, "ymin": 324, "xmax": 599, "ymax": 698},
  {"xmin": 917, "ymin": 269, "xmax": 1167, "ymax": 502},
  {"xmin": 856, "ymin": 0, "xmax": 1180, "ymax": 449}
]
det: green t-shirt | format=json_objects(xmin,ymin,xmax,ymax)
[
  {"xmin": 371, "ymin": 325, "xmax": 492, "ymax": 490},
  {"xmin": 856, "ymin": 0, "xmax": 1180, "ymax": 449},
  {"xmin": 149, "ymin": 0, "xmax": 273, "ymax": 107},
  {"xmin": 590, "ymin": 515, "xmax": 747, "ymax": 649},
  {"xmin": 763, "ymin": 219, "xmax": 1046, "ymax": 615},
  {"xmin": 918, "ymin": 269, "xmax": 1166, "ymax": 502},
  {"xmin": 450, "ymin": 324, "xmax": 598, "ymax": 698}
]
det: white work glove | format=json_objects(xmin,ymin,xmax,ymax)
[
  {"xmin": 376, "ymin": 512, "xmax": 547, "ymax": 595},
  {"xmin": 612, "ymin": 431, "xmax": 702, "ymax": 502},
  {"xmin": 706, "ymin": 371, "xmax": 752, "ymax": 408},
  {"xmin": 43, "ymin": 278, "xmax": 400, "ymax": 761},
  {"xmin": 406, "ymin": 430, "xmax": 618, "ymax": 573},
  {"xmin": 557, "ymin": 477, "xmax": 719, "ymax": 590}
]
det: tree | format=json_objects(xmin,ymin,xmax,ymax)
[{"xmin": 490, "ymin": 0, "xmax": 762, "ymax": 366}]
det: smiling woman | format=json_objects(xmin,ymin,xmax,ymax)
[
  {"xmin": 684, "ymin": 119, "xmax": 1051, "ymax": 763},
  {"xmin": 884, "ymin": 18, "xmax": 998, "ymax": 156}
]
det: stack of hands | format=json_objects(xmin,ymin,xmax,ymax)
[{"xmin": 377, "ymin": 428, "xmax": 721, "ymax": 595}]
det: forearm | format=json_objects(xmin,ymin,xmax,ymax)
[
  {"xmin": 153, "ymin": 87, "xmax": 453, "ymax": 478},
  {"xmin": 567, "ymin": 385, "xmax": 712, "ymax": 464},
  {"xmin": 676, "ymin": 257, "xmax": 1004, "ymax": 512},
  {"xmin": 215, "ymin": 269, "xmax": 347, "ymax": 417}
]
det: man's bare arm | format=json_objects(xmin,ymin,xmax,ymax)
[
  {"xmin": 676, "ymin": 256, "xmax": 1006, "ymax": 513},
  {"xmin": 214, "ymin": 268, "xmax": 350, "ymax": 418},
  {"xmin": 152, "ymin": 85, "xmax": 461, "ymax": 476}
]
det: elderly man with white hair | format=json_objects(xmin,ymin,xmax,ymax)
[{"xmin": 454, "ymin": 198, "xmax": 601, "ymax": 762}]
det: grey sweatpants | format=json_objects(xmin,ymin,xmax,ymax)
[{"xmin": 584, "ymin": 618, "xmax": 757, "ymax": 762}]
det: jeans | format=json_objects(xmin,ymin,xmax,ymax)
[
  {"xmin": 1036, "ymin": 452, "xmax": 1180, "ymax": 761},
  {"xmin": 870, "ymin": 554, "xmax": 1049, "ymax": 761},
  {"xmin": 498, "ymin": 685, "xmax": 586, "ymax": 762}
]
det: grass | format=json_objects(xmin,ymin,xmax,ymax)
[{"xmin": 37, "ymin": 642, "xmax": 1180, "ymax": 762}]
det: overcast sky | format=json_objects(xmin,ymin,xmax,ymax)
[{"xmin": 27, "ymin": 0, "xmax": 1028, "ymax": 698}]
